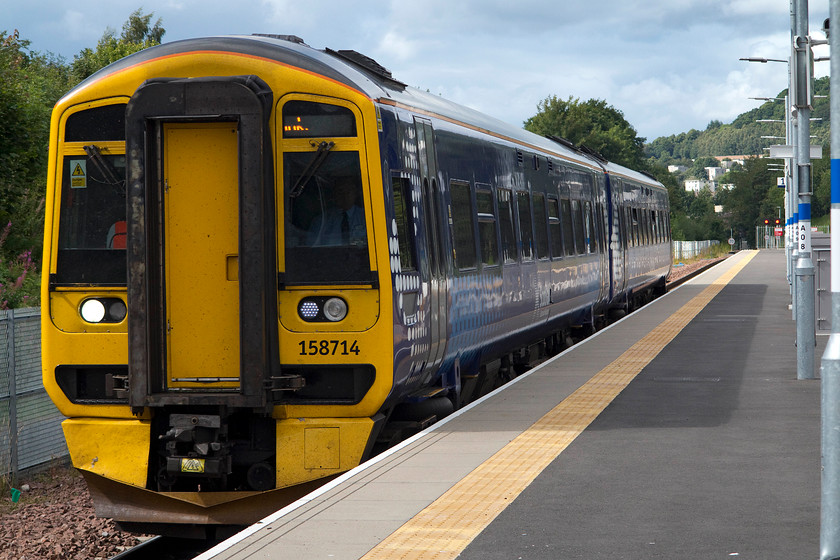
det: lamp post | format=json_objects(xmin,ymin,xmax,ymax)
[
  {"xmin": 739, "ymin": 56, "xmax": 789, "ymax": 63},
  {"xmin": 753, "ymin": 109, "xmax": 796, "ymax": 301},
  {"xmin": 741, "ymin": 0, "xmax": 816, "ymax": 383},
  {"xmin": 791, "ymin": 0, "xmax": 816, "ymax": 382}
]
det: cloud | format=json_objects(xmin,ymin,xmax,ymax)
[{"xmin": 376, "ymin": 30, "xmax": 422, "ymax": 62}]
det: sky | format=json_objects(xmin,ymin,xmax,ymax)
[{"xmin": 3, "ymin": 0, "xmax": 831, "ymax": 141}]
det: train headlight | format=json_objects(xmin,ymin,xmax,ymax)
[
  {"xmin": 80, "ymin": 298, "xmax": 127, "ymax": 324},
  {"xmin": 80, "ymin": 299, "xmax": 106, "ymax": 323},
  {"xmin": 298, "ymin": 300, "xmax": 320, "ymax": 320},
  {"xmin": 323, "ymin": 297, "xmax": 348, "ymax": 322},
  {"xmin": 297, "ymin": 297, "xmax": 348, "ymax": 322}
]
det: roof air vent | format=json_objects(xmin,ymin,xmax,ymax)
[
  {"xmin": 547, "ymin": 135, "xmax": 576, "ymax": 150},
  {"xmin": 325, "ymin": 48, "xmax": 406, "ymax": 87},
  {"xmin": 252, "ymin": 34, "xmax": 307, "ymax": 45}
]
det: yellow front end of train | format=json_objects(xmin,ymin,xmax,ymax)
[{"xmin": 41, "ymin": 44, "xmax": 394, "ymax": 528}]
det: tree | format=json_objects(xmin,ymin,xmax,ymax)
[
  {"xmin": 723, "ymin": 158, "xmax": 778, "ymax": 245},
  {"xmin": 71, "ymin": 8, "xmax": 164, "ymax": 83},
  {"xmin": 687, "ymin": 156, "xmax": 719, "ymax": 180},
  {"xmin": 0, "ymin": 30, "xmax": 72, "ymax": 307},
  {"xmin": 524, "ymin": 96, "xmax": 647, "ymax": 169}
]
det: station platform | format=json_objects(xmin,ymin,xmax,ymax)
[{"xmin": 197, "ymin": 250, "xmax": 821, "ymax": 560}]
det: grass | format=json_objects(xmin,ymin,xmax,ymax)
[
  {"xmin": 813, "ymin": 214, "xmax": 830, "ymax": 228},
  {"xmin": 673, "ymin": 242, "xmax": 730, "ymax": 266}
]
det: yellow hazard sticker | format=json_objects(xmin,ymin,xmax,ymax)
[
  {"xmin": 70, "ymin": 159, "xmax": 86, "ymax": 189},
  {"xmin": 180, "ymin": 458, "xmax": 205, "ymax": 473}
]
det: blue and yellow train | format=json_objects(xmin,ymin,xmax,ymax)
[{"xmin": 41, "ymin": 34, "xmax": 671, "ymax": 536}]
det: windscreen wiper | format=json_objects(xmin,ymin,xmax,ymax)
[
  {"xmin": 83, "ymin": 144, "xmax": 123, "ymax": 186},
  {"xmin": 288, "ymin": 140, "xmax": 335, "ymax": 198}
]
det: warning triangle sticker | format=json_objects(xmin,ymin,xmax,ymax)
[{"xmin": 72, "ymin": 163, "xmax": 85, "ymax": 176}]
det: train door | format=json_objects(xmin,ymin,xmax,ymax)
[
  {"xmin": 608, "ymin": 175, "xmax": 626, "ymax": 302},
  {"xmin": 162, "ymin": 123, "xmax": 240, "ymax": 386},
  {"xmin": 414, "ymin": 118, "xmax": 448, "ymax": 377},
  {"xmin": 125, "ymin": 76, "xmax": 276, "ymax": 409},
  {"xmin": 593, "ymin": 175, "xmax": 610, "ymax": 305}
]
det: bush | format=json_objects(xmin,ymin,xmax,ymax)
[{"xmin": 0, "ymin": 222, "xmax": 40, "ymax": 309}]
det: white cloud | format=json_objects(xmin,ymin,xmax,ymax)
[{"xmin": 376, "ymin": 30, "xmax": 422, "ymax": 62}]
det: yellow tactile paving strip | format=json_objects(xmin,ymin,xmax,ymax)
[{"xmin": 362, "ymin": 251, "xmax": 757, "ymax": 560}]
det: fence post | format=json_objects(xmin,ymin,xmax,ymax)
[{"xmin": 6, "ymin": 309, "xmax": 17, "ymax": 486}]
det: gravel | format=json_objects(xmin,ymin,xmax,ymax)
[
  {"xmin": 668, "ymin": 256, "xmax": 727, "ymax": 284},
  {"xmin": 0, "ymin": 465, "xmax": 144, "ymax": 560}
]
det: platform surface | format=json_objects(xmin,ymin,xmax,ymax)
[{"xmin": 198, "ymin": 250, "xmax": 821, "ymax": 560}]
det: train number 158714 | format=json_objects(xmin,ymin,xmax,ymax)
[{"xmin": 298, "ymin": 340, "xmax": 361, "ymax": 356}]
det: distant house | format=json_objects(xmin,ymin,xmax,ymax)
[
  {"xmin": 705, "ymin": 166, "xmax": 725, "ymax": 181},
  {"xmin": 714, "ymin": 155, "xmax": 755, "ymax": 168},
  {"xmin": 668, "ymin": 164, "xmax": 688, "ymax": 173},
  {"xmin": 685, "ymin": 179, "xmax": 714, "ymax": 194}
]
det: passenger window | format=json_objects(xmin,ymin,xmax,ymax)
[
  {"xmin": 584, "ymin": 201, "xmax": 595, "ymax": 253},
  {"xmin": 476, "ymin": 187, "xmax": 499, "ymax": 267},
  {"xmin": 561, "ymin": 199, "xmax": 575, "ymax": 257},
  {"xmin": 572, "ymin": 200, "xmax": 585, "ymax": 255},
  {"xmin": 651, "ymin": 210, "xmax": 658, "ymax": 242},
  {"xmin": 498, "ymin": 188, "xmax": 517, "ymax": 264},
  {"xmin": 517, "ymin": 192, "xmax": 534, "ymax": 261},
  {"xmin": 596, "ymin": 202, "xmax": 606, "ymax": 251},
  {"xmin": 451, "ymin": 181, "xmax": 477, "ymax": 270},
  {"xmin": 548, "ymin": 198, "xmax": 562, "ymax": 258},
  {"xmin": 533, "ymin": 192, "xmax": 549, "ymax": 259},
  {"xmin": 392, "ymin": 176, "xmax": 417, "ymax": 271}
]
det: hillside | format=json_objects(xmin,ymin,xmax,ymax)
[{"xmin": 645, "ymin": 76, "xmax": 829, "ymax": 164}]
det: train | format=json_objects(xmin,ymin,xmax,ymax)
[{"xmin": 41, "ymin": 34, "xmax": 671, "ymax": 537}]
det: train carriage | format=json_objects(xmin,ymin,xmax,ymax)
[{"xmin": 41, "ymin": 34, "xmax": 670, "ymax": 535}]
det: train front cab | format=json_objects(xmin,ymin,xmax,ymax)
[{"xmin": 42, "ymin": 56, "xmax": 395, "ymax": 529}]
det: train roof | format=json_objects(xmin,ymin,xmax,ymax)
[{"xmin": 67, "ymin": 34, "xmax": 664, "ymax": 190}]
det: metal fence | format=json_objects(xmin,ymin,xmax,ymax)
[
  {"xmin": 673, "ymin": 240, "xmax": 721, "ymax": 260},
  {"xmin": 0, "ymin": 308, "xmax": 67, "ymax": 480}
]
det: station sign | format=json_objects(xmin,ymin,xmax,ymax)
[{"xmin": 768, "ymin": 144, "xmax": 823, "ymax": 159}]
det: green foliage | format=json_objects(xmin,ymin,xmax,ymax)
[
  {"xmin": 721, "ymin": 157, "xmax": 783, "ymax": 242},
  {"xmin": 0, "ymin": 30, "xmax": 70, "ymax": 287},
  {"xmin": 645, "ymin": 161, "xmax": 689, "ymax": 215},
  {"xmin": 647, "ymin": 77, "xmax": 830, "ymax": 165},
  {"xmin": 523, "ymin": 95, "xmax": 647, "ymax": 169},
  {"xmin": 0, "ymin": 9, "xmax": 164, "ymax": 308},
  {"xmin": 640, "ymin": 75, "xmax": 832, "ymax": 245},
  {"xmin": 0, "ymin": 221, "xmax": 40, "ymax": 309},
  {"xmin": 70, "ymin": 8, "xmax": 164, "ymax": 83},
  {"xmin": 813, "ymin": 152, "xmax": 831, "ymax": 217},
  {"xmin": 686, "ymin": 156, "xmax": 719, "ymax": 180}
]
